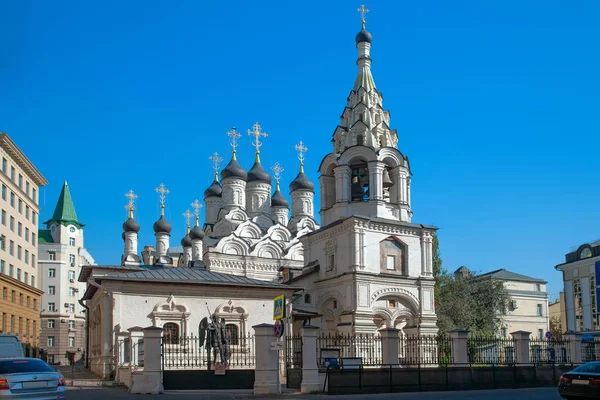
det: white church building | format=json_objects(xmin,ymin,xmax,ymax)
[{"xmin": 79, "ymin": 18, "xmax": 438, "ymax": 378}]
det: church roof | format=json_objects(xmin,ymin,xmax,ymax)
[
  {"xmin": 247, "ymin": 161, "xmax": 272, "ymax": 184},
  {"xmin": 45, "ymin": 182, "xmax": 84, "ymax": 228},
  {"xmin": 81, "ymin": 266, "xmax": 298, "ymax": 300},
  {"xmin": 289, "ymin": 171, "xmax": 314, "ymax": 192}
]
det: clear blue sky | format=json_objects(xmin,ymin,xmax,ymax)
[{"xmin": 2, "ymin": 0, "xmax": 599, "ymax": 300}]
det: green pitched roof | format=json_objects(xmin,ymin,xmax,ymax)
[
  {"xmin": 45, "ymin": 182, "xmax": 84, "ymax": 228},
  {"xmin": 38, "ymin": 229, "xmax": 54, "ymax": 244}
]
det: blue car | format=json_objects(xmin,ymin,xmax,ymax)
[{"xmin": 559, "ymin": 361, "xmax": 600, "ymax": 399}]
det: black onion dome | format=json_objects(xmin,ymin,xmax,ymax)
[
  {"xmin": 204, "ymin": 180, "xmax": 223, "ymax": 198},
  {"xmin": 123, "ymin": 217, "xmax": 140, "ymax": 233},
  {"xmin": 153, "ymin": 215, "xmax": 172, "ymax": 234},
  {"xmin": 271, "ymin": 189, "xmax": 289, "ymax": 208},
  {"xmin": 355, "ymin": 28, "xmax": 372, "ymax": 45},
  {"xmin": 221, "ymin": 158, "xmax": 247, "ymax": 181},
  {"xmin": 181, "ymin": 233, "xmax": 192, "ymax": 247},
  {"xmin": 121, "ymin": 232, "xmax": 126, "ymax": 240},
  {"xmin": 189, "ymin": 225, "xmax": 205, "ymax": 240},
  {"xmin": 247, "ymin": 161, "xmax": 272, "ymax": 184},
  {"xmin": 290, "ymin": 171, "xmax": 315, "ymax": 192}
]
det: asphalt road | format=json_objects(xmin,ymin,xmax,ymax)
[{"xmin": 66, "ymin": 387, "xmax": 564, "ymax": 400}]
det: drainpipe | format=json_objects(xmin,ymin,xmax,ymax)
[{"xmin": 78, "ymin": 298, "xmax": 90, "ymax": 369}]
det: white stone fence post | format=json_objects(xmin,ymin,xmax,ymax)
[
  {"xmin": 448, "ymin": 329, "xmax": 469, "ymax": 366},
  {"xmin": 301, "ymin": 325, "xmax": 320, "ymax": 393},
  {"xmin": 253, "ymin": 323, "xmax": 279, "ymax": 395},
  {"xmin": 511, "ymin": 330, "xmax": 531, "ymax": 365},
  {"xmin": 380, "ymin": 328, "xmax": 400, "ymax": 365},
  {"xmin": 129, "ymin": 326, "xmax": 164, "ymax": 395}
]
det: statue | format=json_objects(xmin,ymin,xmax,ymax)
[{"xmin": 199, "ymin": 312, "xmax": 230, "ymax": 366}]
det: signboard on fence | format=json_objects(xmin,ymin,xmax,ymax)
[{"xmin": 273, "ymin": 295, "xmax": 286, "ymax": 320}]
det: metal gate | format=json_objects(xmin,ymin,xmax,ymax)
[{"xmin": 286, "ymin": 335, "xmax": 302, "ymax": 389}]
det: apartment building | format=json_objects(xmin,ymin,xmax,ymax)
[
  {"xmin": 0, "ymin": 133, "xmax": 48, "ymax": 345},
  {"xmin": 38, "ymin": 182, "xmax": 95, "ymax": 365}
]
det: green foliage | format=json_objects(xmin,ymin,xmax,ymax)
[
  {"xmin": 436, "ymin": 267, "xmax": 511, "ymax": 336},
  {"xmin": 432, "ymin": 233, "xmax": 443, "ymax": 291},
  {"xmin": 549, "ymin": 316, "xmax": 562, "ymax": 340}
]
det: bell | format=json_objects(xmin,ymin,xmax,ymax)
[{"xmin": 382, "ymin": 168, "xmax": 393, "ymax": 188}]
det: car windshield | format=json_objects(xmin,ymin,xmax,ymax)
[
  {"xmin": 0, "ymin": 359, "xmax": 56, "ymax": 374},
  {"xmin": 573, "ymin": 363, "xmax": 600, "ymax": 373}
]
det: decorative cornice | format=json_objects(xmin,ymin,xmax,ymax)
[
  {"xmin": 370, "ymin": 287, "xmax": 420, "ymax": 310},
  {"xmin": 0, "ymin": 133, "xmax": 48, "ymax": 186}
]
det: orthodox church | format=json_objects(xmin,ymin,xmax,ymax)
[{"xmin": 80, "ymin": 14, "xmax": 438, "ymax": 378}]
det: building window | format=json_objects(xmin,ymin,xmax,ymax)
[
  {"xmin": 69, "ymin": 287, "xmax": 75, "ymax": 297},
  {"xmin": 69, "ymin": 237, "xmax": 75, "ymax": 246},
  {"xmin": 68, "ymin": 337, "xmax": 75, "ymax": 347},
  {"xmin": 9, "ymin": 192, "xmax": 14, "ymax": 207},
  {"xmin": 25, "ymin": 206, "xmax": 29, "ymax": 219},
  {"xmin": 48, "ymin": 302, "xmax": 56, "ymax": 312},
  {"xmin": 25, "ymin": 181, "xmax": 29, "ymax": 196},
  {"xmin": 17, "ymin": 245, "xmax": 21, "ymax": 260},
  {"xmin": 69, "ymin": 254, "xmax": 75, "ymax": 264},
  {"xmin": 24, "ymin": 250, "xmax": 28, "ymax": 264},
  {"xmin": 1, "ymin": 185, "xmax": 4, "ymax": 200},
  {"xmin": 32, "ymin": 212, "xmax": 36, "ymax": 225},
  {"xmin": 23, "ymin": 272, "xmax": 27, "ymax": 284},
  {"xmin": 68, "ymin": 270, "xmax": 75, "ymax": 280},
  {"xmin": 9, "ymin": 240, "xmax": 13, "ymax": 256},
  {"xmin": 386, "ymin": 255, "xmax": 395, "ymax": 270},
  {"xmin": 0, "ymin": 236, "xmax": 4, "ymax": 251},
  {"xmin": 24, "ymin": 227, "xmax": 29, "ymax": 241},
  {"xmin": 16, "ymin": 268, "xmax": 21, "ymax": 280},
  {"xmin": 47, "ymin": 336, "xmax": 55, "ymax": 347},
  {"xmin": 537, "ymin": 304, "xmax": 543, "ymax": 316},
  {"xmin": 30, "ymin": 275, "xmax": 35, "ymax": 287},
  {"xmin": 1, "ymin": 158, "xmax": 5, "ymax": 173},
  {"xmin": 225, "ymin": 324, "xmax": 239, "ymax": 346},
  {"xmin": 8, "ymin": 264, "xmax": 13, "ymax": 277},
  {"xmin": 48, "ymin": 286, "xmax": 55, "ymax": 295},
  {"xmin": 31, "ymin": 233, "xmax": 36, "ymax": 246},
  {"xmin": 304, "ymin": 294, "xmax": 311, "ymax": 304},
  {"xmin": 17, "ymin": 199, "xmax": 22, "ymax": 213},
  {"xmin": 19, "ymin": 293, "xmax": 23, "ymax": 305},
  {"xmin": 10, "ymin": 166, "xmax": 14, "ymax": 181},
  {"xmin": 17, "ymin": 222, "xmax": 21, "ymax": 236},
  {"xmin": 1, "ymin": 209, "xmax": 4, "ymax": 225},
  {"xmin": 163, "ymin": 323, "xmax": 179, "ymax": 344},
  {"xmin": 9, "ymin": 217, "xmax": 14, "ymax": 231},
  {"xmin": 68, "ymin": 320, "xmax": 75, "ymax": 329},
  {"xmin": 48, "ymin": 252, "xmax": 56, "ymax": 261},
  {"xmin": 538, "ymin": 329, "xmax": 544, "ymax": 340},
  {"xmin": 32, "ymin": 188, "xmax": 36, "ymax": 203},
  {"xmin": 328, "ymin": 254, "xmax": 335, "ymax": 271},
  {"xmin": 68, "ymin": 304, "xmax": 75, "ymax": 313},
  {"xmin": 388, "ymin": 299, "xmax": 397, "ymax": 308},
  {"xmin": 18, "ymin": 174, "xmax": 22, "ymax": 188},
  {"xmin": 501, "ymin": 327, "xmax": 508, "ymax": 338},
  {"xmin": 0, "ymin": 260, "xmax": 3, "ymax": 274},
  {"xmin": 26, "ymin": 296, "xmax": 30, "ymax": 307},
  {"xmin": 581, "ymin": 248, "xmax": 593, "ymax": 259},
  {"xmin": 48, "ymin": 319, "xmax": 55, "ymax": 329}
]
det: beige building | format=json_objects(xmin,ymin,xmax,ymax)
[
  {"xmin": 0, "ymin": 132, "xmax": 48, "ymax": 345},
  {"xmin": 549, "ymin": 292, "xmax": 567, "ymax": 338},
  {"xmin": 479, "ymin": 269, "xmax": 549, "ymax": 339}
]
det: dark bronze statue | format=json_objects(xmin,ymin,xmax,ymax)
[{"xmin": 199, "ymin": 313, "xmax": 230, "ymax": 365}]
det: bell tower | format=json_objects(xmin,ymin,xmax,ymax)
[{"xmin": 318, "ymin": 14, "xmax": 412, "ymax": 227}]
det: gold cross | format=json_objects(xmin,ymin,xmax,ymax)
[
  {"xmin": 247, "ymin": 122, "xmax": 268, "ymax": 161},
  {"xmin": 295, "ymin": 141, "xmax": 308, "ymax": 172},
  {"xmin": 209, "ymin": 152, "xmax": 223, "ymax": 181},
  {"xmin": 227, "ymin": 127, "xmax": 241, "ymax": 158},
  {"xmin": 271, "ymin": 162, "xmax": 284, "ymax": 190},
  {"xmin": 191, "ymin": 199, "xmax": 203, "ymax": 226},
  {"xmin": 357, "ymin": 4, "xmax": 369, "ymax": 28},
  {"xmin": 182, "ymin": 209, "xmax": 193, "ymax": 229},
  {"xmin": 155, "ymin": 183, "xmax": 169, "ymax": 211},
  {"xmin": 124, "ymin": 189, "xmax": 138, "ymax": 218}
]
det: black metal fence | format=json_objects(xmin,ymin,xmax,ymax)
[
  {"xmin": 316, "ymin": 333, "xmax": 383, "ymax": 367},
  {"xmin": 582, "ymin": 339, "xmax": 599, "ymax": 362},
  {"xmin": 399, "ymin": 335, "xmax": 452, "ymax": 366},
  {"xmin": 286, "ymin": 335, "xmax": 302, "ymax": 368},
  {"xmin": 529, "ymin": 338, "xmax": 570, "ymax": 364},
  {"xmin": 468, "ymin": 336, "xmax": 516, "ymax": 365},
  {"xmin": 161, "ymin": 334, "xmax": 255, "ymax": 370}
]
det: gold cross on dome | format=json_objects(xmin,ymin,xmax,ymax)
[
  {"xmin": 294, "ymin": 141, "xmax": 308, "ymax": 171},
  {"xmin": 271, "ymin": 162, "xmax": 284, "ymax": 189},
  {"xmin": 155, "ymin": 183, "xmax": 169, "ymax": 210},
  {"xmin": 124, "ymin": 189, "xmax": 138, "ymax": 212},
  {"xmin": 191, "ymin": 199, "xmax": 202, "ymax": 226},
  {"xmin": 357, "ymin": 4, "xmax": 369, "ymax": 28},
  {"xmin": 183, "ymin": 209, "xmax": 193, "ymax": 228},
  {"xmin": 248, "ymin": 122, "xmax": 268, "ymax": 160},
  {"xmin": 209, "ymin": 152, "xmax": 223, "ymax": 181},
  {"xmin": 227, "ymin": 127, "xmax": 241, "ymax": 155}
]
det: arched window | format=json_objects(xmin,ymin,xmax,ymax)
[
  {"xmin": 580, "ymin": 248, "xmax": 593, "ymax": 259},
  {"xmin": 163, "ymin": 323, "xmax": 179, "ymax": 344},
  {"xmin": 304, "ymin": 294, "xmax": 311, "ymax": 304},
  {"xmin": 356, "ymin": 134, "xmax": 364, "ymax": 146},
  {"xmin": 225, "ymin": 324, "xmax": 239, "ymax": 346}
]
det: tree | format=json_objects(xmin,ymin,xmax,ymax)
[
  {"xmin": 436, "ymin": 267, "xmax": 511, "ymax": 336},
  {"xmin": 549, "ymin": 316, "xmax": 562, "ymax": 340},
  {"xmin": 432, "ymin": 233, "xmax": 443, "ymax": 291}
]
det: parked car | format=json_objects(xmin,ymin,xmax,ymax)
[
  {"xmin": 0, "ymin": 358, "xmax": 66, "ymax": 398},
  {"xmin": 0, "ymin": 336, "xmax": 23, "ymax": 359},
  {"xmin": 559, "ymin": 361, "xmax": 600, "ymax": 399}
]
